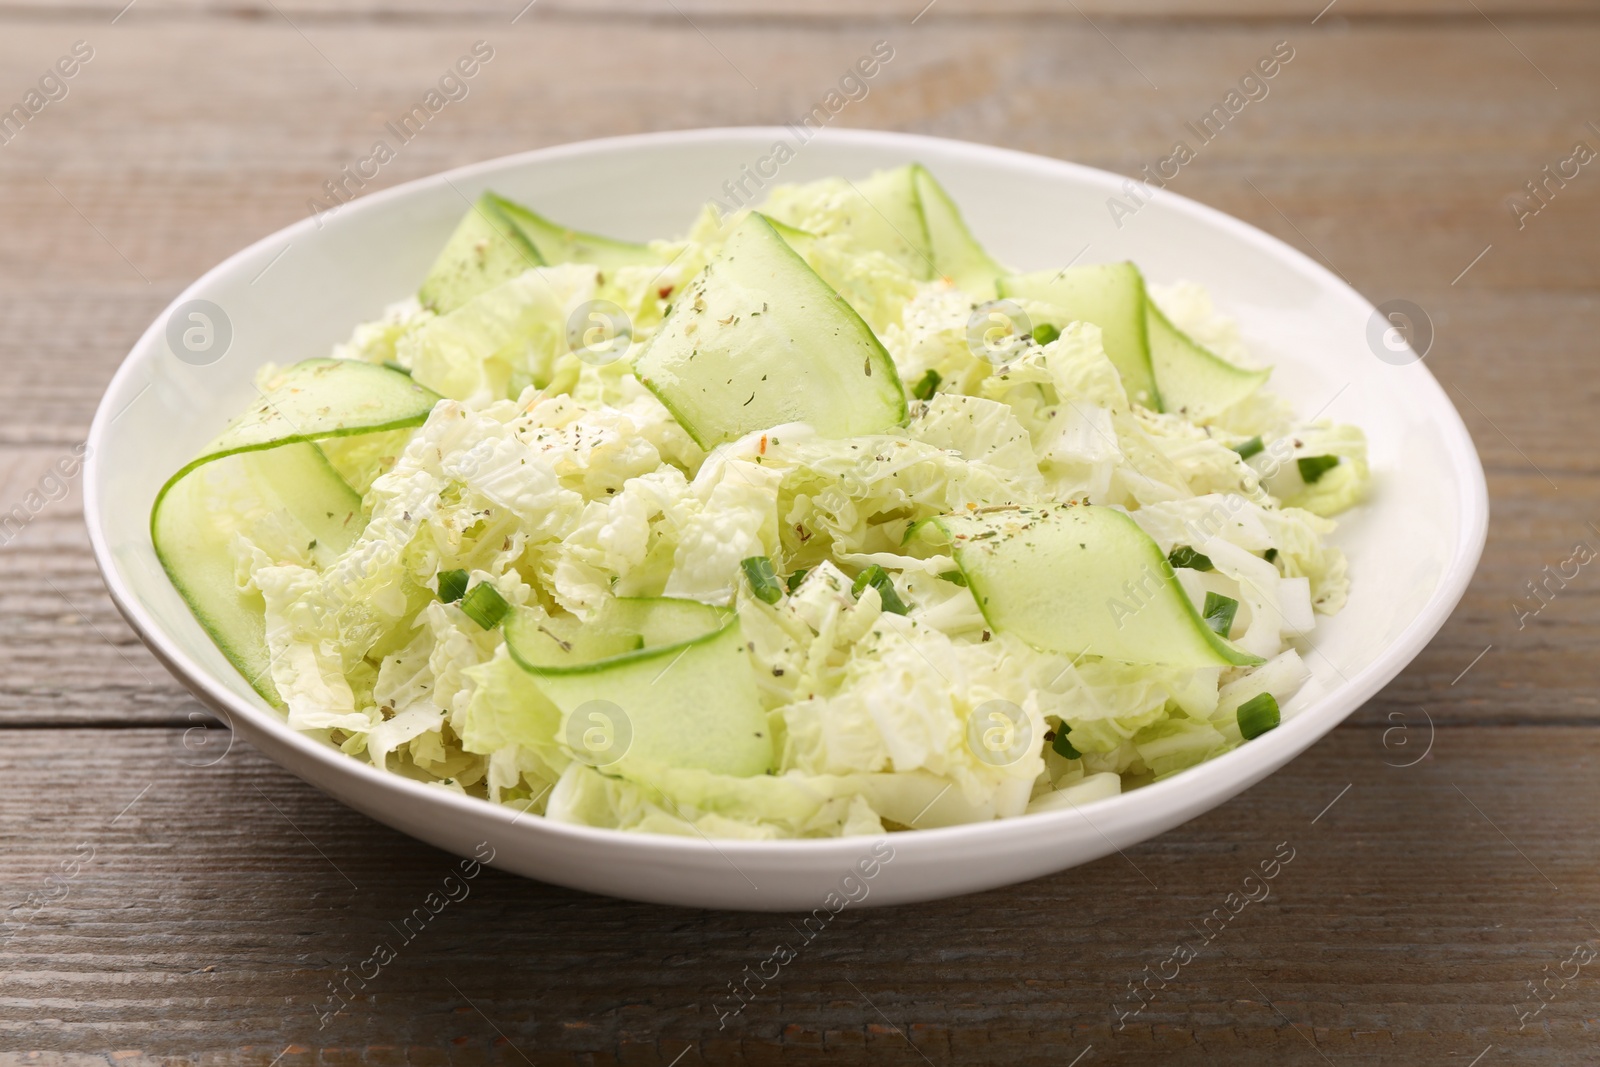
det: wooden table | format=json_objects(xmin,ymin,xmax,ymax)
[{"xmin": 3, "ymin": 1, "xmax": 1597, "ymax": 1063}]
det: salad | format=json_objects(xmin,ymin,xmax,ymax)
[{"xmin": 153, "ymin": 164, "xmax": 1368, "ymax": 839}]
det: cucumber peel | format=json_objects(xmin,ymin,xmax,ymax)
[
  {"xmin": 915, "ymin": 503, "xmax": 1263, "ymax": 668},
  {"xmin": 998, "ymin": 264, "xmax": 1161, "ymax": 409},
  {"xmin": 419, "ymin": 191, "xmax": 659, "ymax": 315},
  {"xmin": 150, "ymin": 359, "xmax": 441, "ymax": 706},
  {"xmin": 763, "ymin": 164, "xmax": 1007, "ymax": 294},
  {"xmin": 419, "ymin": 193, "xmax": 543, "ymax": 315},
  {"xmin": 486, "ymin": 193, "xmax": 659, "ymax": 270},
  {"xmin": 163, "ymin": 359, "xmax": 441, "ymax": 468},
  {"xmin": 912, "ymin": 164, "xmax": 1005, "ymax": 299},
  {"xmin": 822, "ymin": 164, "xmax": 935, "ymax": 280},
  {"xmin": 504, "ymin": 597, "xmax": 771, "ymax": 777},
  {"xmin": 765, "ymin": 216, "xmax": 817, "ymax": 259},
  {"xmin": 633, "ymin": 212, "xmax": 907, "ymax": 447},
  {"xmin": 1000, "ymin": 263, "xmax": 1270, "ymax": 418},
  {"xmin": 1146, "ymin": 300, "xmax": 1270, "ymax": 421}
]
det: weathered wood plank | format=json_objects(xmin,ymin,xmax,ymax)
[
  {"xmin": 0, "ymin": 21, "xmax": 1589, "ymax": 733},
  {"xmin": 0, "ymin": 22, "xmax": 1593, "ymax": 287},
  {"xmin": 0, "ymin": 6, "xmax": 1594, "ymax": 1063},
  {"xmin": 0, "ymin": 725, "xmax": 1594, "ymax": 1063},
  {"xmin": 3, "ymin": 1, "xmax": 1600, "ymax": 20},
  {"xmin": 0, "ymin": 20, "xmax": 1594, "ymax": 431},
  {"xmin": 2, "ymin": 1, "xmax": 1599, "ymax": 20}
]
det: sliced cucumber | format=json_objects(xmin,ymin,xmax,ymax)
[
  {"xmin": 918, "ymin": 504, "xmax": 1262, "ymax": 668},
  {"xmin": 857, "ymin": 165, "xmax": 935, "ymax": 279},
  {"xmin": 315, "ymin": 427, "xmax": 416, "ymax": 495},
  {"xmin": 765, "ymin": 216, "xmax": 817, "ymax": 259},
  {"xmin": 1001, "ymin": 264, "xmax": 1270, "ymax": 419},
  {"xmin": 488, "ymin": 193, "xmax": 659, "ymax": 269},
  {"xmin": 180, "ymin": 359, "xmax": 440, "ymax": 459},
  {"xmin": 826, "ymin": 164, "xmax": 935, "ymax": 280},
  {"xmin": 912, "ymin": 165, "xmax": 1004, "ymax": 299},
  {"xmin": 762, "ymin": 165, "xmax": 1003, "ymax": 294},
  {"xmin": 151, "ymin": 359, "xmax": 441, "ymax": 706},
  {"xmin": 504, "ymin": 597, "xmax": 771, "ymax": 777},
  {"xmin": 764, "ymin": 165, "xmax": 934, "ymax": 280},
  {"xmin": 419, "ymin": 192, "xmax": 658, "ymax": 315},
  {"xmin": 418, "ymin": 193, "xmax": 543, "ymax": 315},
  {"xmin": 153, "ymin": 444, "xmax": 361, "ymax": 707},
  {"xmin": 1146, "ymin": 301, "xmax": 1270, "ymax": 421},
  {"xmin": 998, "ymin": 264, "xmax": 1161, "ymax": 409},
  {"xmin": 759, "ymin": 167, "xmax": 1003, "ymax": 332},
  {"xmin": 400, "ymin": 265, "xmax": 580, "ymax": 401},
  {"xmin": 633, "ymin": 212, "xmax": 907, "ymax": 448}
]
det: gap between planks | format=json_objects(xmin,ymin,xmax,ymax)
[{"xmin": 0, "ymin": 2, "xmax": 1599, "ymax": 29}]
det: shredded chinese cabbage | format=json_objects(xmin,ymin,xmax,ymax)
[{"xmin": 169, "ymin": 170, "xmax": 1370, "ymax": 839}]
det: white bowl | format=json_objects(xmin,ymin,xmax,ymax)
[{"xmin": 85, "ymin": 128, "xmax": 1487, "ymax": 910}]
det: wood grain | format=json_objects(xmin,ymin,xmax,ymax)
[
  {"xmin": 2, "ymin": 725, "xmax": 1597, "ymax": 1064},
  {"xmin": 4, "ymin": 1, "xmax": 1600, "ymax": 20},
  {"xmin": 1, "ymin": 1, "xmax": 1596, "ymax": 1063}
]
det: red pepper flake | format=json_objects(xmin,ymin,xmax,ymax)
[
  {"xmin": 759, "ymin": 434, "xmax": 768, "ymax": 455},
  {"xmin": 658, "ymin": 285, "xmax": 674, "ymax": 300}
]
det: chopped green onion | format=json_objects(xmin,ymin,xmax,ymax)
[
  {"xmin": 1032, "ymin": 323, "xmax": 1061, "ymax": 346},
  {"xmin": 740, "ymin": 556, "xmax": 783, "ymax": 605},
  {"xmin": 935, "ymin": 569, "xmax": 968, "ymax": 587},
  {"xmin": 1232, "ymin": 436, "xmax": 1264, "ymax": 460},
  {"xmin": 911, "ymin": 368, "xmax": 942, "ymax": 401},
  {"xmin": 1202, "ymin": 591, "xmax": 1238, "ymax": 636},
  {"xmin": 1051, "ymin": 725, "xmax": 1080, "ymax": 760},
  {"xmin": 1167, "ymin": 545, "xmax": 1213, "ymax": 572},
  {"xmin": 1298, "ymin": 455, "xmax": 1340, "ymax": 484},
  {"xmin": 460, "ymin": 582, "xmax": 511, "ymax": 630},
  {"xmin": 1263, "ymin": 548, "xmax": 1279, "ymax": 563},
  {"xmin": 1236, "ymin": 692, "xmax": 1281, "ymax": 740},
  {"xmin": 436, "ymin": 569, "xmax": 469, "ymax": 604},
  {"xmin": 851, "ymin": 564, "xmax": 908, "ymax": 615},
  {"xmin": 786, "ymin": 567, "xmax": 809, "ymax": 593}
]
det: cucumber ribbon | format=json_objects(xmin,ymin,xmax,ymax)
[
  {"xmin": 150, "ymin": 359, "xmax": 441, "ymax": 705},
  {"xmin": 913, "ymin": 503, "xmax": 1264, "ymax": 669}
]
